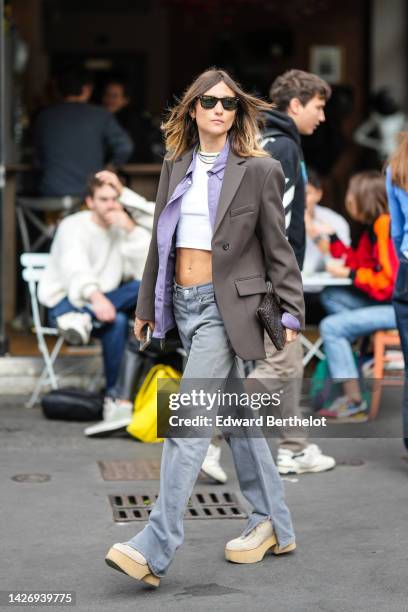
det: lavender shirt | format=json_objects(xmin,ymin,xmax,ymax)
[{"xmin": 153, "ymin": 139, "xmax": 300, "ymax": 339}]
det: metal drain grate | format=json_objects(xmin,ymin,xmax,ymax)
[
  {"xmin": 99, "ymin": 459, "xmax": 205, "ymax": 481},
  {"xmin": 99, "ymin": 460, "xmax": 161, "ymax": 481},
  {"xmin": 109, "ymin": 491, "xmax": 247, "ymax": 521}
]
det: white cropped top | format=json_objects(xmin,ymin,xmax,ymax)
[{"xmin": 176, "ymin": 155, "xmax": 215, "ymax": 251}]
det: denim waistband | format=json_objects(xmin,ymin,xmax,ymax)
[{"xmin": 173, "ymin": 281, "xmax": 214, "ymax": 298}]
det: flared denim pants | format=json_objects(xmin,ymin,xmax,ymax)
[{"xmin": 127, "ymin": 282, "xmax": 295, "ymax": 577}]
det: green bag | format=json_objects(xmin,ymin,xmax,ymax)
[{"xmin": 310, "ymin": 356, "xmax": 371, "ymax": 411}]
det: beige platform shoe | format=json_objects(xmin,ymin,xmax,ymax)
[
  {"xmin": 105, "ymin": 543, "xmax": 160, "ymax": 587},
  {"xmin": 225, "ymin": 520, "xmax": 296, "ymax": 563}
]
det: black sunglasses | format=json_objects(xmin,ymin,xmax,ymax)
[{"xmin": 198, "ymin": 95, "xmax": 239, "ymax": 111}]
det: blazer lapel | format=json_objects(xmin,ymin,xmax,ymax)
[
  {"xmin": 167, "ymin": 148, "xmax": 194, "ymax": 201},
  {"xmin": 213, "ymin": 152, "xmax": 247, "ymax": 235}
]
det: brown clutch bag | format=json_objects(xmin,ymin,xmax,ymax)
[{"xmin": 256, "ymin": 281, "xmax": 286, "ymax": 351}]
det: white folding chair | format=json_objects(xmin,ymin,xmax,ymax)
[
  {"xmin": 20, "ymin": 253, "xmax": 65, "ymax": 407},
  {"xmin": 21, "ymin": 253, "xmax": 105, "ymax": 406},
  {"xmin": 301, "ymin": 333, "xmax": 325, "ymax": 366}
]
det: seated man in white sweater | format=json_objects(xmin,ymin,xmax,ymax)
[{"xmin": 38, "ymin": 173, "xmax": 151, "ymax": 395}]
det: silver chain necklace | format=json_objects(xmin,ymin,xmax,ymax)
[{"xmin": 198, "ymin": 149, "xmax": 220, "ymax": 164}]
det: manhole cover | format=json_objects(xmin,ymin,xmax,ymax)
[
  {"xmin": 11, "ymin": 473, "xmax": 51, "ymax": 483},
  {"xmin": 337, "ymin": 459, "xmax": 365, "ymax": 467},
  {"xmin": 99, "ymin": 459, "xmax": 205, "ymax": 481},
  {"xmin": 109, "ymin": 491, "xmax": 247, "ymax": 521}
]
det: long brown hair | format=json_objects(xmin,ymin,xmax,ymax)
[
  {"xmin": 162, "ymin": 68, "xmax": 271, "ymax": 160},
  {"xmin": 345, "ymin": 171, "xmax": 388, "ymax": 224},
  {"xmin": 389, "ymin": 131, "xmax": 408, "ymax": 191}
]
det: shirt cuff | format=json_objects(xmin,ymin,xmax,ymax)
[{"xmin": 281, "ymin": 312, "xmax": 300, "ymax": 331}]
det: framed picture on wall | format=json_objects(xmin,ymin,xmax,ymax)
[{"xmin": 309, "ymin": 46, "xmax": 343, "ymax": 84}]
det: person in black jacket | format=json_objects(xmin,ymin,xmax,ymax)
[
  {"xmin": 262, "ymin": 70, "xmax": 330, "ymax": 269},
  {"xmin": 248, "ymin": 69, "xmax": 335, "ymax": 476},
  {"xmin": 34, "ymin": 65, "xmax": 133, "ymax": 197}
]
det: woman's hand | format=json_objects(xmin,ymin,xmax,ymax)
[
  {"xmin": 326, "ymin": 261, "xmax": 351, "ymax": 278},
  {"xmin": 285, "ymin": 328, "xmax": 298, "ymax": 343},
  {"xmin": 134, "ymin": 317, "xmax": 155, "ymax": 340}
]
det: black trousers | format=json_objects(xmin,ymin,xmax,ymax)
[{"xmin": 392, "ymin": 255, "xmax": 408, "ymax": 450}]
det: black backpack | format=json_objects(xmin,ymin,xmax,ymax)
[{"xmin": 41, "ymin": 388, "xmax": 103, "ymax": 421}]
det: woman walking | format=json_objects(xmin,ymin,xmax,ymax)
[
  {"xmin": 105, "ymin": 68, "xmax": 305, "ymax": 586},
  {"xmin": 386, "ymin": 132, "xmax": 408, "ymax": 452}
]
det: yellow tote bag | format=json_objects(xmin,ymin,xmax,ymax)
[{"xmin": 127, "ymin": 364, "xmax": 182, "ymax": 443}]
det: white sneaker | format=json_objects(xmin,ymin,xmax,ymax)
[
  {"xmin": 105, "ymin": 543, "xmax": 160, "ymax": 587},
  {"xmin": 201, "ymin": 443, "xmax": 228, "ymax": 483},
  {"xmin": 225, "ymin": 520, "xmax": 296, "ymax": 563},
  {"xmin": 56, "ymin": 311, "xmax": 92, "ymax": 345},
  {"xmin": 277, "ymin": 443, "xmax": 336, "ymax": 475},
  {"xmin": 84, "ymin": 398, "xmax": 133, "ymax": 437}
]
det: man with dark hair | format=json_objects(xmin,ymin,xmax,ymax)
[
  {"xmin": 247, "ymin": 69, "xmax": 335, "ymax": 475},
  {"xmin": 263, "ymin": 69, "xmax": 331, "ymax": 268},
  {"xmin": 38, "ymin": 172, "xmax": 151, "ymax": 401},
  {"xmin": 34, "ymin": 65, "xmax": 133, "ymax": 196},
  {"xmin": 102, "ymin": 77, "xmax": 164, "ymax": 163},
  {"xmin": 55, "ymin": 65, "xmax": 93, "ymax": 99}
]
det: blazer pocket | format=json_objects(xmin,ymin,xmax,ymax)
[
  {"xmin": 235, "ymin": 275, "xmax": 267, "ymax": 296},
  {"xmin": 230, "ymin": 204, "xmax": 256, "ymax": 217}
]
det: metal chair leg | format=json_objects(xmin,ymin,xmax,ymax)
[{"xmin": 26, "ymin": 335, "xmax": 64, "ymax": 407}]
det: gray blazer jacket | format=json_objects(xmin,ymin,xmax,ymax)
[{"xmin": 136, "ymin": 147, "xmax": 305, "ymax": 360}]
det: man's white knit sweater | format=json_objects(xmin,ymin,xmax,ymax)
[{"xmin": 38, "ymin": 210, "xmax": 151, "ymax": 309}]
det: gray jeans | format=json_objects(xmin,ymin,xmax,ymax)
[{"xmin": 127, "ymin": 282, "xmax": 295, "ymax": 577}]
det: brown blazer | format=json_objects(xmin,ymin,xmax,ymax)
[{"xmin": 136, "ymin": 147, "xmax": 305, "ymax": 360}]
